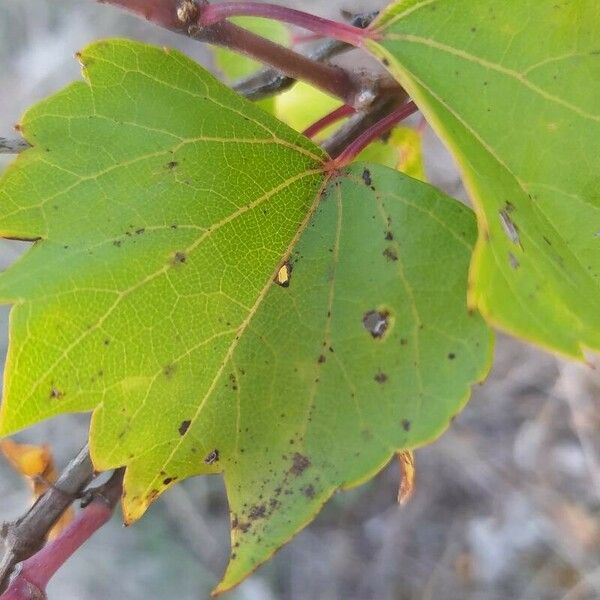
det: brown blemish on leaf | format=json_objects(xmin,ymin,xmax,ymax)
[
  {"xmin": 374, "ymin": 372, "xmax": 388, "ymax": 384},
  {"xmin": 248, "ymin": 504, "xmax": 266, "ymax": 520},
  {"xmin": 303, "ymin": 484, "xmax": 315, "ymax": 499},
  {"xmin": 385, "ymin": 231, "xmax": 394, "ymax": 241},
  {"xmin": 172, "ymin": 252, "xmax": 187, "ymax": 265},
  {"xmin": 402, "ymin": 419, "xmax": 411, "ymax": 432},
  {"xmin": 166, "ymin": 161, "xmax": 178, "ymax": 169},
  {"xmin": 317, "ymin": 354, "xmax": 326, "ymax": 364},
  {"xmin": 383, "ymin": 247, "xmax": 398, "ymax": 262},
  {"xmin": 163, "ymin": 477, "xmax": 175, "ymax": 485},
  {"xmin": 499, "ymin": 205, "xmax": 521, "ymax": 245},
  {"xmin": 363, "ymin": 310, "xmax": 390, "ymax": 338},
  {"xmin": 49, "ymin": 387, "xmax": 64, "ymax": 400},
  {"xmin": 228, "ymin": 373, "xmax": 238, "ymax": 391},
  {"xmin": 204, "ymin": 449, "xmax": 219, "ymax": 465},
  {"xmin": 178, "ymin": 420, "xmax": 191, "ymax": 436},
  {"xmin": 274, "ymin": 261, "xmax": 292, "ymax": 287},
  {"xmin": 290, "ymin": 452, "xmax": 310, "ymax": 476},
  {"xmin": 163, "ymin": 364, "xmax": 177, "ymax": 378}
]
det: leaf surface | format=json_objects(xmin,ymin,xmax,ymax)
[
  {"xmin": 0, "ymin": 40, "xmax": 491, "ymax": 591},
  {"xmin": 368, "ymin": 0, "xmax": 600, "ymax": 357}
]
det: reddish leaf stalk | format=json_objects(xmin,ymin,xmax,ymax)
[
  {"xmin": 303, "ymin": 104, "xmax": 355, "ymax": 139},
  {"xmin": 0, "ymin": 471, "xmax": 123, "ymax": 600},
  {"xmin": 97, "ymin": 0, "xmax": 188, "ymax": 31},
  {"xmin": 96, "ymin": 0, "xmax": 378, "ymax": 109},
  {"xmin": 327, "ymin": 100, "xmax": 419, "ymax": 168},
  {"xmin": 197, "ymin": 21, "xmax": 372, "ymax": 108},
  {"xmin": 197, "ymin": 2, "xmax": 378, "ymax": 46}
]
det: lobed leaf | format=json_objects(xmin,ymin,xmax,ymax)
[
  {"xmin": 0, "ymin": 40, "xmax": 491, "ymax": 591},
  {"xmin": 367, "ymin": 0, "xmax": 600, "ymax": 357}
]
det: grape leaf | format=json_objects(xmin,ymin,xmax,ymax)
[
  {"xmin": 0, "ymin": 39, "xmax": 492, "ymax": 591},
  {"xmin": 367, "ymin": 0, "xmax": 600, "ymax": 357}
]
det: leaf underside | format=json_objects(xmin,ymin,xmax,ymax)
[
  {"xmin": 368, "ymin": 0, "xmax": 600, "ymax": 358},
  {"xmin": 0, "ymin": 40, "xmax": 492, "ymax": 591}
]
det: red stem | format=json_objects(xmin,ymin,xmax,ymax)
[
  {"xmin": 327, "ymin": 100, "xmax": 419, "ymax": 168},
  {"xmin": 198, "ymin": 2, "xmax": 377, "ymax": 46},
  {"xmin": 303, "ymin": 104, "xmax": 355, "ymax": 139},
  {"xmin": 97, "ymin": 0, "xmax": 186, "ymax": 31},
  {"xmin": 200, "ymin": 21, "xmax": 367, "ymax": 107},
  {"xmin": 0, "ymin": 472, "xmax": 123, "ymax": 600}
]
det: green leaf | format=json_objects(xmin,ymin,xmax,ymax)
[
  {"xmin": 213, "ymin": 161, "xmax": 492, "ymax": 591},
  {"xmin": 0, "ymin": 39, "xmax": 491, "ymax": 591},
  {"xmin": 367, "ymin": 0, "xmax": 600, "ymax": 357}
]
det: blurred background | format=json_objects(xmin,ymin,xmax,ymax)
[{"xmin": 1, "ymin": 1, "xmax": 599, "ymax": 599}]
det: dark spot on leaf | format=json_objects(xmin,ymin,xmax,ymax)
[
  {"xmin": 382, "ymin": 57, "xmax": 389, "ymax": 66},
  {"xmin": 49, "ymin": 387, "xmax": 64, "ymax": 400},
  {"xmin": 383, "ymin": 247, "xmax": 398, "ymax": 262},
  {"xmin": 400, "ymin": 338, "xmax": 408, "ymax": 346},
  {"xmin": 248, "ymin": 504, "xmax": 266, "ymax": 520},
  {"xmin": 163, "ymin": 477, "xmax": 174, "ymax": 485},
  {"xmin": 402, "ymin": 419, "xmax": 411, "ymax": 432},
  {"xmin": 362, "ymin": 168, "xmax": 372, "ymax": 187},
  {"xmin": 363, "ymin": 310, "xmax": 390, "ymax": 338},
  {"xmin": 228, "ymin": 373, "xmax": 238, "ymax": 391},
  {"xmin": 303, "ymin": 485, "xmax": 315, "ymax": 499},
  {"xmin": 172, "ymin": 252, "xmax": 187, "ymax": 265},
  {"xmin": 103, "ymin": 339, "xmax": 111, "ymax": 346},
  {"xmin": 166, "ymin": 161, "xmax": 178, "ymax": 169},
  {"xmin": 385, "ymin": 231, "xmax": 394, "ymax": 241},
  {"xmin": 204, "ymin": 449, "xmax": 219, "ymax": 464},
  {"xmin": 448, "ymin": 353, "xmax": 456, "ymax": 360},
  {"xmin": 113, "ymin": 240, "xmax": 122, "ymax": 247},
  {"xmin": 374, "ymin": 372, "xmax": 388, "ymax": 384},
  {"xmin": 178, "ymin": 420, "xmax": 191, "ymax": 436},
  {"xmin": 135, "ymin": 228, "xmax": 145, "ymax": 235},
  {"xmin": 290, "ymin": 452, "xmax": 310, "ymax": 476},
  {"xmin": 163, "ymin": 364, "xmax": 177, "ymax": 378},
  {"xmin": 318, "ymin": 354, "xmax": 326, "ymax": 364}
]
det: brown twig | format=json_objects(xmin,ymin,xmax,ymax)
[
  {"xmin": 0, "ymin": 446, "xmax": 94, "ymax": 593},
  {"xmin": 0, "ymin": 139, "xmax": 29, "ymax": 155}
]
